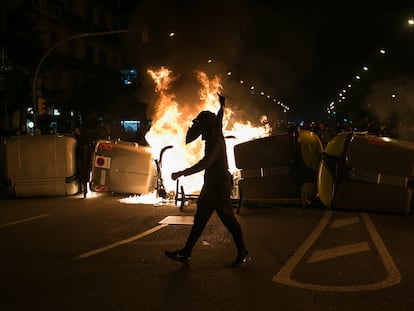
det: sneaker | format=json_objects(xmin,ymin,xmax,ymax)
[
  {"xmin": 231, "ymin": 251, "xmax": 250, "ymax": 268},
  {"xmin": 165, "ymin": 250, "xmax": 191, "ymax": 264}
]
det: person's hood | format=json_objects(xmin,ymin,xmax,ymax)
[{"xmin": 185, "ymin": 111, "xmax": 216, "ymax": 144}]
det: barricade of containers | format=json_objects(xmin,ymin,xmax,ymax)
[
  {"xmin": 90, "ymin": 140, "xmax": 157, "ymax": 195},
  {"xmin": 317, "ymin": 132, "xmax": 414, "ymax": 214},
  {"xmin": 234, "ymin": 129, "xmax": 323, "ymax": 213},
  {"xmin": 0, "ymin": 136, "xmax": 157, "ymax": 198},
  {"xmin": 3, "ymin": 130, "xmax": 414, "ymax": 215},
  {"xmin": 0, "ymin": 135, "xmax": 79, "ymax": 197},
  {"xmin": 234, "ymin": 129, "xmax": 414, "ymax": 214}
]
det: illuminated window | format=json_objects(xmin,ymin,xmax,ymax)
[
  {"xmin": 120, "ymin": 68, "xmax": 137, "ymax": 86},
  {"xmin": 121, "ymin": 120, "xmax": 140, "ymax": 133}
]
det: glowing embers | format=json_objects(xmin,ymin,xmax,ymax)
[{"xmin": 118, "ymin": 191, "xmax": 172, "ymax": 205}]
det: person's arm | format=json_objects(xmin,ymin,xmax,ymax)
[
  {"xmin": 171, "ymin": 141, "xmax": 222, "ymax": 180},
  {"xmin": 171, "ymin": 94, "xmax": 226, "ymax": 181},
  {"xmin": 217, "ymin": 93, "xmax": 225, "ymax": 129}
]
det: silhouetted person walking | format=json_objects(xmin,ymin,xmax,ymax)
[{"xmin": 166, "ymin": 94, "xmax": 250, "ymax": 267}]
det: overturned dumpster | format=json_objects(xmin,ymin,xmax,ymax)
[
  {"xmin": 90, "ymin": 140, "xmax": 157, "ymax": 195},
  {"xmin": 234, "ymin": 129, "xmax": 323, "ymax": 213},
  {"xmin": 318, "ymin": 132, "xmax": 414, "ymax": 214},
  {"xmin": 0, "ymin": 135, "xmax": 79, "ymax": 197}
]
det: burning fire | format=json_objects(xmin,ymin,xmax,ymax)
[{"xmin": 145, "ymin": 66, "xmax": 270, "ymax": 196}]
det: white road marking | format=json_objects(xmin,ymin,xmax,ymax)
[
  {"xmin": 361, "ymin": 213, "xmax": 401, "ymax": 288},
  {"xmin": 307, "ymin": 242, "xmax": 370, "ymax": 263},
  {"xmin": 273, "ymin": 210, "xmax": 401, "ymax": 291},
  {"xmin": 273, "ymin": 210, "xmax": 331, "ymax": 286},
  {"xmin": 75, "ymin": 223, "xmax": 169, "ymax": 259},
  {"xmin": 0, "ymin": 214, "xmax": 49, "ymax": 228},
  {"xmin": 330, "ymin": 216, "xmax": 360, "ymax": 228},
  {"xmin": 159, "ymin": 215, "xmax": 194, "ymax": 225}
]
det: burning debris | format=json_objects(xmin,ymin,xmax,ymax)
[{"xmin": 120, "ymin": 66, "xmax": 271, "ymax": 205}]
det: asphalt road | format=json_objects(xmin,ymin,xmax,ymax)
[{"xmin": 1, "ymin": 193, "xmax": 414, "ymax": 311}]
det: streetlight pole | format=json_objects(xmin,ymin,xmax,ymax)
[{"xmin": 32, "ymin": 27, "xmax": 141, "ymax": 128}]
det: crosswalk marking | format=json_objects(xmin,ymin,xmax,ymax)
[
  {"xmin": 330, "ymin": 216, "xmax": 360, "ymax": 228},
  {"xmin": 307, "ymin": 242, "xmax": 370, "ymax": 263}
]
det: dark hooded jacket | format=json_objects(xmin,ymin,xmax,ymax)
[{"xmin": 180, "ymin": 105, "xmax": 231, "ymax": 190}]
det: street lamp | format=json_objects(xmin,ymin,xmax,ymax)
[{"xmin": 32, "ymin": 28, "xmax": 141, "ymax": 128}]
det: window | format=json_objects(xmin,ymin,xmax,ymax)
[
  {"xmin": 120, "ymin": 68, "xmax": 137, "ymax": 86},
  {"xmin": 121, "ymin": 120, "xmax": 140, "ymax": 133}
]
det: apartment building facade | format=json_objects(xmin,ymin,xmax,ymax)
[{"xmin": 1, "ymin": 0, "xmax": 145, "ymax": 139}]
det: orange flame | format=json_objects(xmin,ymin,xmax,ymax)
[{"xmin": 145, "ymin": 66, "xmax": 270, "ymax": 195}]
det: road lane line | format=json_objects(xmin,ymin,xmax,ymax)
[
  {"xmin": 75, "ymin": 223, "xmax": 169, "ymax": 259},
  {"xmin": 307, "ymin": 242, "xmax": 370, "ymax": 263},
  {"xmin": 273, "ymin": 210, "xmax": 332, "ymax": 283},
  {"xmin": 361, "ymin": 213, "xmax": 401, "ymax": 288},
  {"xmin": 0, "ymin": 214, "xmax": 49, "ymax": 228},
  {"xmin": 330, "ymin": 216, "xmax": 360, "ymax": 228},
  {"xmin": 273, "ymin": 211, "xmax": 401, "ymax": 291}
]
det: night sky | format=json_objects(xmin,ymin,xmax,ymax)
[{"xmin": 123, "ymin": 1, "xmax": 414, "ymax": 121}]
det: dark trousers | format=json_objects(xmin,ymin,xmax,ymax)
[{"xmin": 182, "ymin": 186, "xmax": 246, "ymax": 255}]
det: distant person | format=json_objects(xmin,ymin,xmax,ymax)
[
  {"xmin": 318, "ymin": 122, "xmax": 331, "ymax": 146},
  {"xmin": 165, "ymin": 93, "xmax": 250, "ymax": 268},
  {"xmin": 73, "ymin": 127, "xmax": 91, "ymax": 197}
]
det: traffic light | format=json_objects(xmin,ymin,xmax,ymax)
[{"xmin": 37, "ymin": 97, "xmax": 47, "ymax": 115}]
